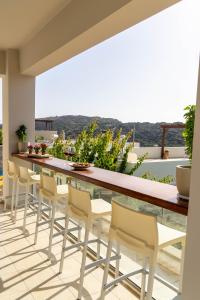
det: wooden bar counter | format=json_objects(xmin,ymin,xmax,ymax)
[{"xmin": 13, "ymin": 153, "xmax": 188, "ymax": 216}]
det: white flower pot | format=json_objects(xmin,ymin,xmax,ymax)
[
  {"xmin": 176, "ymin": 165, "xmax": 191, "ymax": 199},
  {"xmin": 18, "ymin": 142, "xmax": 28, "ymax": 153}
]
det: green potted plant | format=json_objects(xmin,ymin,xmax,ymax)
[
  {"xmin": 27, "ymin": 144, "xmax": 33, "ymax": 154},
  {"xmin": 16, "ymin": 125, "xmax": 28, "ymax": 153},
  {"xmin": 176, "ymin": 105, "xmax": 195, "ymax": 199},
  {"xmin": 41, "ymin": 143, "xmax": 48, "ymax": 155},
  {"xmin": 34, "ymin": 144, "xmax": 41, "ymax": 155}
]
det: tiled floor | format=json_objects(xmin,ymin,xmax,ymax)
[{"xmin": 0, "ymin": 205, "xmax": 139, "ymax": 300}]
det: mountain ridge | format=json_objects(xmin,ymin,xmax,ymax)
[{"xmin": 35, "ymin": 115, "xmax": 185, "ymax": 147}]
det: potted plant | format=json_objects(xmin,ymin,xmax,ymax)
[
  {"xmin": 16, "ymin": 125, "xmax": 28, "ymax": 153},
  {"xmin": 163, "ymin": 149, "xmax": 169, "ymax": 159},
  {"xmin": 41, "ymin": 143, "xmax": 48, "ymax": 155},
  {"xmin": 34, "ymin": 144, "xmax": 41, "ymax": 155},
  {"xmin": 27, "ymin": 144, "xmax": 33, "ymax": 154},
  {"xmin": 176, "ymin": 105, "xmax": 195, "ymax": 199}
]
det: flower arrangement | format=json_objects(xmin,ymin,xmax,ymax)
[
  {"xmin": 27, "ymin": 144, "xmax": 33, "ymax": 154},
  {"xmin": 41, "ymin": 143, "xmax": 48, "ymax": 155},
  {"xmin": 34, "ymin": 144, "xmax": 41, "ymax": 154}
]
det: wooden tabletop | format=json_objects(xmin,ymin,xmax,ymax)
[{"xmin": 13, "ymin": 153, "xmax": 188, "ymax": 215}]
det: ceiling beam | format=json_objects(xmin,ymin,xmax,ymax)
[{"xmin": 20, "ymin": 0, "xmax": 181, "ymax": 76}]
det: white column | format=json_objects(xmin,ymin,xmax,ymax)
[
  {"xmin": 181, "ymin": 58, "xmax": 200, "ymax": 299},
  {"xmin": 2, "ymin": 49, "xmax": 35, "ymax": 197}
]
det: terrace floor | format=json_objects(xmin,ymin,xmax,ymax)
[{"xmin": 0, "ymin": 204, "xmax": 139, "ymax": 300}]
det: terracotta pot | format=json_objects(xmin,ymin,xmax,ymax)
[
  {"xmin": 163, "ymin": 150, "xmax": 169, "ymax": 159},
  {"xmin": 176, "ymin": 165, "xmax": 191, "ymax": 199},
  {"xmin": 18, "ymin": 142, "xmax": 28, "ymax": 153}
]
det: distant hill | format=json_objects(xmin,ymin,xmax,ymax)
[{"xmin": 35, "ymin": 115, "xmax": 185, "ymax": 147}]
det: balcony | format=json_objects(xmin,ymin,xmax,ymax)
[
  {"xmin": 0, "ymin": 154, "xmax": 186, "ymax": 300},
  {"xmin": 0, "ymin": 203, "xmax": 140, "ymax": 300},
  {"xmin": 0, "ymin": 1, "xmax": 199, "ymax": 299}
]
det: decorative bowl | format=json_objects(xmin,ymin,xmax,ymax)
[{"xmin": 68, "ymin": 162, "xmax": 93, "ymax": 170}]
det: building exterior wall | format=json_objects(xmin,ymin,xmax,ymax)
[
  {"xmin": 132, "ymin": 146, "xmax": 186, "ymax": 160},
  {"xmin": 35, "ymin": 130, "xmax": 57, "ymax": 142}
]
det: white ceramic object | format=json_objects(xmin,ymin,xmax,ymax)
[
  {"xmin": 176, "ymin": 165, "xmax": 191, "ymax": 199},
  {"xmin": 18, "ymin": 142, "xmax": 28, "ymax": 153}
]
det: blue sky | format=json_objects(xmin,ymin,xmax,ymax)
[{"xmin": 0, "ymin": 0, "xmax": 200, "ymax": 123}]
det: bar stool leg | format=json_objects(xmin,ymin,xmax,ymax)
[
  {"xmin": 140, "ymin": 257, "xmax": 147, "ymax": 300},
  {"xmin": 97, "ymin": 220, "xmax": 101, "ymax": 260},
  {"xmin": 3, "ymin": 197, "xmax": 7, "ymax": 211},
  {"xmin": 78, "ymin": 227, "xmax": 90, "ymax": 300},
  {"xmin": 100, "ymin": 240, "xmax": 113, "ymax": 300},
  {"xmin": 14, "ymin": 180, "xmax": 19, "ymax": 223},
  {"xmin": 23, "ymin": 185, "xmax": 29, "ymax": 233},
  {"xmin": 77, "ymin": 222, "xmax": 81, "ymax": 246},
  {"xmin": 179, "ymin": 240, "xmax": 185, "ymax": 293},
  {"xmin": 115, "ymin": 242, "xmax": 120, "ymax": 281},
  {"xmin": 146, "ymin": 255, "xmax": 156, "ymax": 300},
  {"xmin": 11, "ymin": 179, "xmax": 16, "ymax": 219},
  {"xmin": 34, "ymin": 196, "xmax": 42, "ymax": 245},
  {"xmin": 48, "ymin": 200, "xmax": 52, "ymax": 227},
  {"xmin": 4, "ymin": 178, "xmax": 9, "ymax": 211},
  {"xmin": 59, "ymin": 214, "xmax": 69, "ymax": 273},
  {"xmin": 39, "ymin": 198, "xmax": 43, "ymax": 222},
  {"xmin": 48, "ymin": 202, "xmax": 56, "ymax": 260}
]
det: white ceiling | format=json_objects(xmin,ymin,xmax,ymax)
[{"xmin": 0, "ymin": 0, "xmax": 71, "ymax": 49}]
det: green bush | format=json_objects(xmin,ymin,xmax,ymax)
[
  {"xmin": 71, "ymin": 122, "xmax": 139, "ymax": 172},
  {"xmin": 48, "ymin": 137, "xmax": 67, "ymax": 159},
  {"xmin": 142, "ymin": 172, "xmax": 174, "ymax": 184},
  {"xmin": 50, "ymin": 122, "xmax": 145, "ymax": 174},
  {"xmin": 182, "ymin": 105, "xmax": 196, "ymax": 160}
]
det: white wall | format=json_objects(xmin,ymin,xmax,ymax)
[
  {"xmin": 181, "ymin": 60, "xmax": 200, "ymax": 300},
  {"xmin": 127, "ymin": 158, "xmax": 189, "ymax": 182},
  {"xmin": 2, "ymin": 50, "xmax": 35, "ymax": 196},
  {"xmin": 35, "ymin": 130, "xmax": 57, "ymax": 142},
  {"xmin": 132, "ymin": 146, "xmax": 186, "ymax": 160}
]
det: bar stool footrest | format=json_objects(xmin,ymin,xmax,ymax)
[
  {"xmin": 104, "ymin": 268, "xmax": 143, "ymax": 290},
  {"xmin": 85, "ymin": 254, "xmax": 121, "ymax": 271},
  {"xmin": 37, "ymin": 220, "xmax": 51, "ymax": 227},
  {"xmin": 63, "ymin": 238, "xmax": 99, "ymax": 252},
  {"xmin": 53, "ymin": 226, "xmax": 81, "ymax": 238},
  {"xmin": 154, "ymin": 274, "xmax": 179, "ymax": 293}
]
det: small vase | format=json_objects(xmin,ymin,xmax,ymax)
[
  {"xmin": 28, "ymin": 149, "xmax": 33, "ymax": 154},
  {"xmin": 41, "ymin": 151, "xmax": 46, "ymax": 156},
  {"xmin": 163, "ymin": 150, "xmax": 169, "ymax": 159}
]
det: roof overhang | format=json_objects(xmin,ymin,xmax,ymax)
[{"xmin": 0, "ymin": 0, "xmax": 181, "ymax": 76}]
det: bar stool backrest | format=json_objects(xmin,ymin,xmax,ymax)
[
  {"xmin": 40, "ymin": 173, "xmax": 57, "ymax": 197},
  {"xmin": 110, "ymin": 200, "xmax": 158, "ymax": 255},
  {"xmin": 18, "ymin": 166, "xmax": 31, "ymax": 183},
  {"xmin": 8, "ymin": 160, "xmax": 17, "ymax": 177},
  {"xmin": 68, "ymin": 184, "xmax": 92, "ymax": 222}
]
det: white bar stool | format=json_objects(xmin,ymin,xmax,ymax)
[
  {"xmin": 59, "ymin": 184, "xmax": 118, "ymax": 300},
  {"xmin": 15, "ymin": 166, "xmax": 40, "ymax": 232},
  {"xmin": 4, "ymin": 160, "xmax": 18, "ymax": 219},
  {"xmin": 101, "ymin": 200, "xmax": 186, "ymax": 300},
  {"xmin": 34, "ymin": 172, "xmax": 81, "ymax": 261}
]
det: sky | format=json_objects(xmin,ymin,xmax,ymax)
[{"xmin": 0, "ymin": 0, "xmax": 200, "ymax": 123}]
